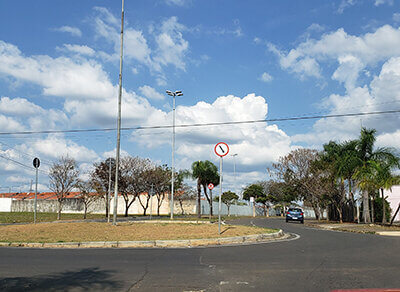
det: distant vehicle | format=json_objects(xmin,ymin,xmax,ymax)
[{"xmin": 286, "ymin": 208, "xmax": 304, "ymax": 224}]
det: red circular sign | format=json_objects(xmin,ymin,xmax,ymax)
[
  {"xmin": 214, "ymin": 142, "xmax": 229, "ymax": 157},
  {"xmin": 208, "ymin": 183, "xmax": 214, "ymax": 190}
]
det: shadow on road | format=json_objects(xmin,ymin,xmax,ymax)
[{"xmin": 0, "ymin": 267, "xmax": 121, "ymax": 291}]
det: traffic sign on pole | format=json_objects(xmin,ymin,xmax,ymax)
[
  {"xmin": 214, "ymin": 142, "xmax": 229, "ymax": 234},
  {"xmin": 214, "ymin": 142, "xmax": 229, "ymax": 157},
  {"xmin": 32, "ymin": 157, "xmax": 40, "ymax": 224},
  {"xmin": 208, "ymin": 183, "xmax": 214, "ymax": 190}
]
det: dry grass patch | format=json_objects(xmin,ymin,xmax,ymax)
[{"xmin": 0, "ymin": 222, "xmax": 276, "ymax": 243}]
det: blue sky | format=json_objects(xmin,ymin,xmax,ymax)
[{"xmin": 1, "ymin": 0, "xmax": 400, "ymax": 193}]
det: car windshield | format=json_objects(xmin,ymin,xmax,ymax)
[{"xmin": 289, "ymin": 208, "xmax": 302, "ymax": 212}]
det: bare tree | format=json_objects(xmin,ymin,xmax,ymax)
[
  {"xmin": 76, "ymin": 179, "xmax": 100, "ymax": 219},
  {"xmin": 49, "ymin": 157, "xmax": 80, "ymax": 220},
  {"xmin": 91, "ymin": 158, "xmax": 115, "ymax": 218},
  {"xmin": 120, "ymin": 156, "xmax": 152, "ymax": 216}
]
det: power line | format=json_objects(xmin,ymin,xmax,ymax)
[
  {"xmin": 0, "ymin": 154, "xmax": 49, "ymax": 175},
  {"xmin": 0, "ymin": 109, "xmax": 399, "ymax": 136}
]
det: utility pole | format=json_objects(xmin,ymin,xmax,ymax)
[
  {"xmin": 107, "ymin": 158, "xmax": 112, "ymax": 223},
  {"xmin": 113, "ymin": 0, "xmax": 125, "ymax": 225}
]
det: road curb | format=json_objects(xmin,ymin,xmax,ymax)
[{"xmin": 0, "ymin": 230, "xmax": 285, "ymax": 249}]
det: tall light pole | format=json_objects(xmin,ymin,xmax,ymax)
[
  {"xmin": 166, "ymin": 90, "xmax": 183, "ymax": 220},
  {"xmin": 231, "ymin": 153, "xmax": 238, "ymax": 198},
  {"xmin": 112, "ymin": 0, "xmax": 125, "ymax": 225}
]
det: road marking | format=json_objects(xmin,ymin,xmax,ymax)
[{"xmin": 236, "ymin": 281, "xmax": 249, "ymax": 285}]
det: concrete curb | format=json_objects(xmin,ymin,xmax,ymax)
[{"xmin": 0, "ymin": 230, "xmax": 285, "ymax": 249}]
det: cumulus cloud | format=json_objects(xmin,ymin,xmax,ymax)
[
  {"xmin": 0, "ymin": 41, "xmax": 114, "ymax": 99},
  {"xmin": 59, "ymin": 44, "xmax": 95, "ymax": 56},
  {"xmin": 133, "ymin": 93, "xmax": 294, "ymax": 173},
  {"xmin": 53, "ymin": 26, "xmax": 82, "ymax": 37},
  {"xmin": 338, "ymin": 0, "xmax": 357, "ymax": 14},
  {"xmin": 269, "ymin": 25, "xmax": 400, "ymax": 87},
  {"xmin": 139, "ymin": 85, "xmax": 165, "ymax": 100}
]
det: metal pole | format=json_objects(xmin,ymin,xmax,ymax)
[
  {"xmin": 34, "ymin": 168, "xmax": 38, "ymax": 223},
  {"xmin": 113, "ymin": 0, "xmax": 124, "ymax": 225},
  {"xmin": 171, "ymin": 94, "xmax": 175, "ymax": 219},
  {"xmin": 107, "ymin": 158, "xmax": 112, "ymax": 223},
  {"xmin": 218, "ymin": 156, "xmax": 223, "ymax": 234}
]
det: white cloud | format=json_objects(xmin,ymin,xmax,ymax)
[
  {"xmin": 0, "ymin": 96, "xmax": 68, "ymax": 131},
  {"xmin": 338, "ymin": 0, "xmax": 357, "ymax": 14},
  {"xmin": 139, "ymin": 85, "xmax": 165, "ymax": 100},
  {"xmin": 59, "ymin": 44, "xmax": 95, "ymax": 56},
  {"xmin": 53, "ymin": 26, "xmax": 82, "ymax": 37},
  {"xmin": 375, "ymin": 0, "xmax": 393, "ymax": 6},
  {"xmin": 154, "ymin": 16, "xmax": 189, "ymax": 71},
  {"xmin": 134, "ymin": 93, "xmax": 294, "ymax": 171},
  {"xmin": 0, "ymin": 41, "xmax": 114, "ymax": 100},
  {"xmin": 270, "ymin": 25, "xmax": 400, "ymax": 87},
  {"xmin": 165, "ymin": 0, "xmax": 192, "ymax": 6},
  {"xmin": 393, "ymin": 13, "xmax": 400, "ymax": 22},
  {"xmin": 259, "ymin": 72, "xmax": 273, "ymax": 83},
  {"xmin": 31, "ymin": 135, "xmax": 98, "ymax": 162}
]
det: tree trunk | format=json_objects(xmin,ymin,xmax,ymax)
[
  {"xmin": 84, "ymin": 204, "xmax": 88, "ymax": 219},
  {"xmin": 125, "ymin": 200, "xmax": 129, "ymax": 217},
  {"xmin": 370, "ymin": 195, "xmax": 375, "ymax": 223},
  {"xmin": 381, "ymin": 189, "xmax": 386, "ymax": 224},
  {"xmin": 227, "ymin": 205, "xmax": 230, "ymax": 216},
  {"xmin": 336, "ymin": 205, "xmax": 343, "ymax": 223},
  {"xmin": 362, "ymin": 189, "xmax": 371, "ymax": 223},
  {"xmin": 197, "ymin": 181, "xmax": 201, "ymax": 218},
  {"xmin": 57, "ymin": 199, "xmax": 62, "ymax": 220},
  {"xmin": 390, "ymin": 203, "xmax": 400, "ymax": 225},
  {"xmin": 202, "ymin": 185, "xmax": 212, "ymax": 217},
  {"xmin": 267, "ymin": 205, "xmax": 270, "ymax": 217},
  {"xmin": 180, "ymin": 201, "xmax": 184, "ymax": 215},
  {"xmin": 263, "ymin": 205, "xmax": 266, "ymax": 216}
]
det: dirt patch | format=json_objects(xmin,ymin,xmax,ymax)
[
  {"xmin": 306, "ymin": 221, "xmax": 400, "ymax": 234},
  {"xmin": 0, "ymin": 222, "xmax": 276, "ymax": 243}
]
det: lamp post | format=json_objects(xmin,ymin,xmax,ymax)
[
  {"xmin": 166, "ymin": 90, "xmax": 183, "ymax": 220},
  {"xmin": 231, "ymin": 153, "xmax": 238, "ymax": 198}
]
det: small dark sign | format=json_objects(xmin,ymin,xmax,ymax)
[{"xmin": 33, "ymin": 158, "xmax": 40, "ymax": 168}]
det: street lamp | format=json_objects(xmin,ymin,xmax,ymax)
[
  {"xmin": 231, "ymin": 154, "xmax": 238, "ymax": 198},
  {"xmin": 166, "ymin": 89, "xmax": 183, "ymax": 219}
]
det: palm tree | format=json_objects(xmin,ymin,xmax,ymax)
[
  {"xmin": 353, "ymin": 128, "xmax": 400, "ymax": 223},
  {"xmin": 191, "ymin": 160, "xmax": 220, "ymax": 218}
]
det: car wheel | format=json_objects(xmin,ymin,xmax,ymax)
[
  {"xmin": 301, "ymin": 220, "xmax": 304, "ymax": 224},
  {"xmin": 286, "ymin": 219, "xmax": 288, "ymax": 223}
]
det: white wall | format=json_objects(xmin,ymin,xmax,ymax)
[
  {"xmin": 384, "ymin": 185, "xmax": 400, "ymax": 222},
  {"xmin": 0, "ymin": 198, "xmax": 12, "ymax": 212}
]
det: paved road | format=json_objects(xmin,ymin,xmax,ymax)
[{"xmin": 0, "ymin": 218, "xmax": 399, "ymax": 291}]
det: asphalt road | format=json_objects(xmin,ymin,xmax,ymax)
[{"xmin": 0, "ymin": 218, "xmax": 399, "ymax": 292}]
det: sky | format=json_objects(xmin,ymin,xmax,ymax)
[{"xmin": 1, "ymin": 0, "xmax": 400, "ymax": 194}]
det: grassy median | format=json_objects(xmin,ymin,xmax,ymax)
[
  {"xmin": 0, "ymin": 212, "xmax": 106, "ymax": 224},
  {"xmin": 0, "ymin": 222, "xmax": 277, "ymax": 243}
]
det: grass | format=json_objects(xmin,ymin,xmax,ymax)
[
  {"xmin": 305, "ymin": 220, "xmax": 400, "ymax": 233},
  {"xmin": 0, "ymin": 222, "xmax": 277, "ymax": 243},
  {"xmin": 0, "ymin": 212, "xmax": 107, "ymax": 224}
]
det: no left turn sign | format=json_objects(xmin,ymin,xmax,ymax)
[{"xmin": 214, "ymin": 142, "xmax": 229, "ymax": 157}]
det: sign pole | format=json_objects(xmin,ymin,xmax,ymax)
[
  {"xmin": 218, "ymin": 156, "xmax": 223, "ymax": 234},
  {"xmin": 34, "ymin": 167, "xmax": 38, "ymax": 224},
  {"xmin": 32, "ymin": 157, "xmax": 40, "ymax": 224}
]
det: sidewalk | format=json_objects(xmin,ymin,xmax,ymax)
[{"xmin": 305, "ymin": 220, "xmax": 400, "ymax": 236}]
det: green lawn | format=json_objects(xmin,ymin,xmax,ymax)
[{"xmin": 0, "ymin": 212, "xmax": 106, "ymax": 224}]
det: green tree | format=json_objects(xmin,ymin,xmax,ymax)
[
  {"xmin": 353, "ymin": 128, "xmax": 399, "ymax": 223},
  {"xmin": 221, "ymin": 191, "xmax": 238, "ymax": 216},
  {"xmin": 191, "ymin": 160, "xmax": 220, "ymax": 218}
]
